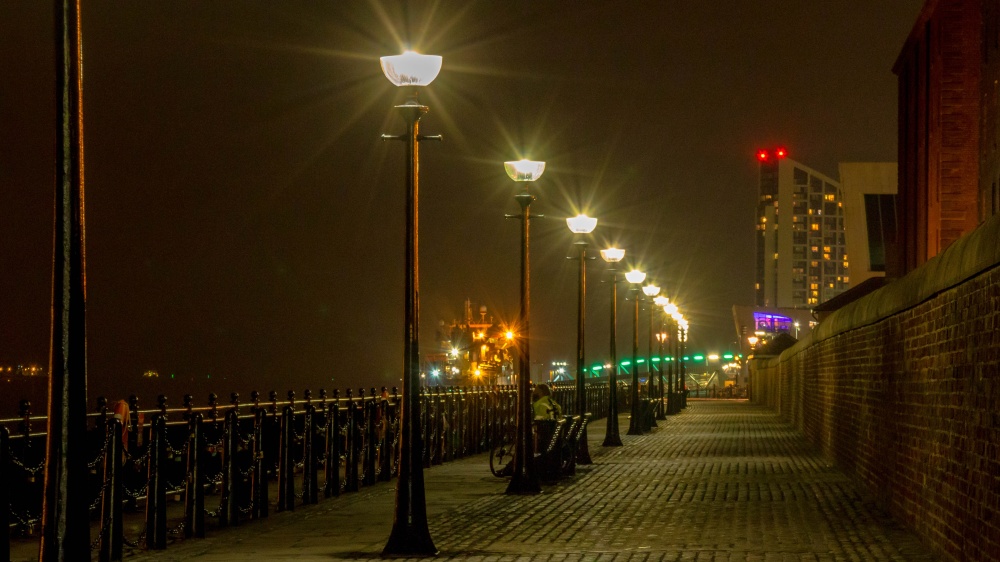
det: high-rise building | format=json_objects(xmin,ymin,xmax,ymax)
[
  {"xmin": 755, "ymin": 151, "xmax": 850, "ymax": 308},
  {"xmin": 754, "ymin": 151, "xmax": 898, "ymax": 310}
]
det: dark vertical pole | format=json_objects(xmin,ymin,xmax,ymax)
[
  {"xmin": 184, "ymin": 414, "xmax": 204, "ymax": 538},
  {"xmin": 383, "ymin": 95, "xmax": 437, "ymax": 555},
  {"xmin": 0, "ymin": 427, "xmax": 8, "ymax": 561},
  {"xmin": 603, "ymin": 269, "xmax": 622, "ymax": 446},
  {"xmin": 277, "ymin": 404, "xmax": 295, "ymax": 510},
  {"xmin": 627, "ymin": 290, "xmax": 642, "ymax": 435},
  {"xmin": 646, "ymin": 300, "xmax": 657, "ymax": 428},
  {"xmin": 681, "ymin": 326, "xmax": 688, "ymax": 408},
  {"xmin": 656, "ymin": 315, "xmax": 666, "ymax": 420},
  {"xmin": 506, "ymin": 191, "xmax": 540, "ymax": 495},
  {"xmin": 41, "ymin": 1, "xmax": 91, "ymax": 559},
  {"xmin": 574, "ymin": 242, "xmax": 592, "ymax": 464},
  {"xmin": 252, "ymin": 408, "xmax": 267, "ymax": 518},
  {"xmin": 672, "ymin": 320, "xmax": 680, "ymax": 414},
  {"xmin": 98, "ymin": 420, "xmax": 122, "ymax": 562},
  {"xmin": 145, "ymin": 416, "xmax": 168, "ymax": 546},
  {"xmin": 219, "ymin": 410, "xmax": 238, "ymax": 528},
  {"xmin": 324, "ymin": 396, "xmax": 341, "ymax": 498}
]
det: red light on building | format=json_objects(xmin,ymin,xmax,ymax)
[
  {"xmin": 775, "ymin": 147, "xmax": 787, "ymax": 158},
  {"xmin": 757, "ymin": 150, "xmax": 769, "ymax": 162}
]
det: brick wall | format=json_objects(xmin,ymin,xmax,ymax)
[{"xmin": 752, "ymin": 214, "xmax": 1000, "ymax": 562}]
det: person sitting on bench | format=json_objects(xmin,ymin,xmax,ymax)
[{"xmin": 532, "ymin": 384, "xmax": 562, "ymax": 420}]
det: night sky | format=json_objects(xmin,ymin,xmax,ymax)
[{"xmin": 0, "ymin": 2, "xmax": 923, "ymax": 408}]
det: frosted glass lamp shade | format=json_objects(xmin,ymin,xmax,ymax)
[
  {"xmin": 566, "ymin": 214, "xmax": 598, "ymax": 234},
  {"xmin": 380, "ymin": 51, "xmax": 442, "ymax": 86},
  {"xmin": 624, "ymin": 270, "xmax": 646, "ymax": 284},
  {"xmin": 653, "ymin": 296, "xmax": 669, "ymax": 307},
  {"xmin": 600, "ymin": 248, "xmax": 625, "ymax": 263},
  {"xmin": 642, "ymin": 284, "xmax": 660, "ymax": 297},
  {"xmin": 504, "ymin": 159, "xmax": 546, "ymax": 182},
  {"xmin": 664, "ymin": 303, "xmax": 679, "ymax": 316}
]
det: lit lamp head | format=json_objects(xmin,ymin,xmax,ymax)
[
  {"xmin": 504, "ymin": 159, "xmax": 546, "ymax": 182},
  {"xmin": 642, "ymin": 284, "xmax": 660, "ymax": 297},
  {"xmin": 379, "ymin": 50, "xmax": 442, "ymax": 87},
  {"xmin": 601, "ymin": 247, "xmax": 625, "ymax": 263},
  {"xmin": 664, "ymin": 303, "xmax": 679, "ymax": 316},
  {"xmin": 653, "ymin": 296, "xmax": 669, "ymax": 307},
  {"xmin": 624, "ymin": 269, "xmax": 646, "ymax": 285},
  {"xmin": 566, "ymin": 214, "xmax": 598, "ymax": 234}
]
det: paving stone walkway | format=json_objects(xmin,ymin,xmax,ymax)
[{"xmin": 116, "ymin": 400, "xmax": 938, "ymax": 561}]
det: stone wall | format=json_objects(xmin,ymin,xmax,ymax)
[{"xmin": 751, "ymin": 213, "xmax": 1000, "ymax": 562}]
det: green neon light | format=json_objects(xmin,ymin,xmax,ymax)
[
  {"xmin": 723, "ymin": 353, "xmax": 734, "ymax": 359},
  {"xmin": 621, "ymin": 360, "xmax": 631, "ymax": 366},
  {"xmin": 636, "ymin": 359, "xmax": 645, "ymax": 364},
  {"xmin": 693, "ymin": 355, "xmax": 704, "ymax": 361},
  {"xmin": 651, "ymin": 357, "xmax": 661, "ymax": 362}
]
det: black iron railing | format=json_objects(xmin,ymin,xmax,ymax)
[{"xmin": 0, "ymin": 383, "xmax": 616, "ymax": 561}]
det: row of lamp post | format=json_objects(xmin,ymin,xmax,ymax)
[
  {"xmin": 35, "ymin": 20, "xmax": 693, "ymax": 555},
  {"xmin": 377, "ymin": 49, "xmax": 692, "ymax": 553}
]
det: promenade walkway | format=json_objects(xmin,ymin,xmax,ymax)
[{"xmin": 108, "ymin": 400, "xmax": 936, "ymax": 560}]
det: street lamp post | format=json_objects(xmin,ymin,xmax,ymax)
[
  {"xmin": 567, "ymin": 214, "xmax": 598, "ymax": 464},
  {"xmin": 600, "ymin": 248, "xmax": 625, "ymax": 447},
  {"xmin": 504, "ymin": 159, "xmax": 546, "ymax": 495},
  {"xmin": 641, "ymin": 284, "xmax": 660, "ymax": 428},
  {"xmin": 653, "ymin": 295, "xmax": 669, "ymax": 420},
  {"xmin": 624, "ymin": 269, "xmax": 646, "ymax": 436},
  {"xmin": 379, "ymin": 50, "xmax": 442, "ymax": 556},
  {"xmin": 679, "ymin": 318, "xmax": 689, "ymax": 409},
  {"xmin": 664, "ymin": 302, "xmax": 680, "ymax": 415},
  {"xmin": 41, "ymin": 3, "xmax": 91, "ymax": 557}
]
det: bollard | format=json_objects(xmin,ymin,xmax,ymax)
[
  {"xmin": 422, "ymin": 388, "xmax": 432, "ymax": 468},
  {"xmin": 456, "ymin": 389, "xmax": 465, "ymax": 458},
  {"xmin": 324, "ymin": 390, "xmax": 341, "ymax": 497},
  {"xmin": 302, "ymin": 404, "xmax": 318, "ymax": 504},
  {"xmin": 362, "ymin": 397, "xmax": 377, "ymax": 486},
  {"xmin": 277, "ymin": 402, "xmax": 295, "ymax": 511},
  {"xmin": 220, "ymin": 408, "xmax": 240, "ymax": 527},
  {"xmin": 378, "ymin": 394, "xmax": 392, "ymax": 482},
  {"xmin": 251, "ymin": 407, "xmax": 267, "ymax": 519},
  {"xmin": 145, "ymin": 415, "xmax": 168, "ymax": 549},
  {"xmin": 343, "ymin": 389, "xmax": 359, "ymax": 492},
  {"xmin": 184, "ymin": 414, "xmax": 205, "ymax": 539},
  {"xmin": 99, "ymin": 419, "xmax": 123, "ymax": 562}
]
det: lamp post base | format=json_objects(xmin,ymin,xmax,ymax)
[
  {"xmin": 505, "ymin": 472, "xmax": 541, "ymax": 495},
  {"xmin": 383, "ymin": 524, "xmax": 438, "ymax": 557}
]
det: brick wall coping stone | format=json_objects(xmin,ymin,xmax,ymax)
[{"xmin": 773, "ymin": 211, "xmax": 1000, "ymax": 363}]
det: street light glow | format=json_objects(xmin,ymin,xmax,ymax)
[
  {"xmin": 600, "ymin": 247, "xmax": 625, "ymax": 262},
  {"xmin": 503, "ymin": 159, "xmax": 546, "ymax": 181},
  {"xmin": 664, "ymin": 302, "xmax": 679, "ymax": 315},
  {"xmin": 566, "ymin": 214, "xmax": 598, "ymax": 234},
  {"xmin": 654, "ymin": 295, "xmax": 669, "ymax": 307},
  {"xmin": 642, "ymin": 284, "xmax": 660, "ymax": 297},
  {"xmin": 624, "ymin": 269, "xmax": 646, "ymax": 284},
  {"xmin": 379, "ymin": 50, "xmax": 443, "ymax": 86}
]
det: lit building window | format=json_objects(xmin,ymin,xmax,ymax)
[{"xmin": 811, "ymin": 223, "xmax": 820, "ymax": 231}]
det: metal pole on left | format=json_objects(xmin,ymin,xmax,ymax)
[
  {"xmin": 574, "ymin": 241, "xmax": 592, "ymax": 464},
  {"xmin": 506, "ymin": 191, "xmax": 540, "ymax": 495},
  {"xmin": 41, "ymin": 1, "xmax": 91, "ymax": 559},
  {"xmin": 383, "ymin": 95, "xmax": 437, "ymax": 556}
]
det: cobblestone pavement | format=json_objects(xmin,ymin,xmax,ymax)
[{"xmin": 119, "ymin": 400, "xmax": 937, "ymax": 561}]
